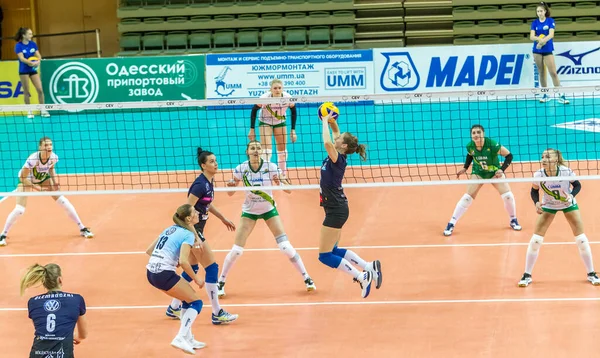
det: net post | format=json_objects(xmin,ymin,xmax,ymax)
[{"xmin": 95, "ymin": 28, "xmax": 102, "ymax": 58}]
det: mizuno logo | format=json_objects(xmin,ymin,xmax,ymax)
[{"xmin": 556, "ymin": 47, "xmax": 600, "ymax": 66}]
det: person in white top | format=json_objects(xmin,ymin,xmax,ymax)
[
  {"xmin": 0, "ymin": 137, "xmax": 93, "ymax": 246},
  {"xmin": 518, "ymin": 148, "xmax": 600, "ymax": 287},
  {"xmin": 247, "ymin": 79, "xmax": 298, "ymax": 176},
  {"xmin": 216, "ymin": 140, "xmax": 315, "ymax": 297}
]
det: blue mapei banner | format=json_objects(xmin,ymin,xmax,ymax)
[
  {"xmin": 205, "ymin": 50, "xmax": 374, "ymax": 99},
  {"xmin": 373, "ymin": 44, "xmax": 535, "ymax": 93}
]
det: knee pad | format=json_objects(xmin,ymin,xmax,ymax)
[
  {"xmin": 528, "ymin": 234, "xmax": 544, "ymax": 253},
  {"xmin": 276, "ymin": 234, "xmax": 296, "ymax": 259},
  {"xmin": 332, "ymin": 245, "xmax": 347, "ymax": 258},
  {"xmin": 459, "ymin": 194, "xmax": 474, "ymax": 208},
  {"xmin": 276, "ymin": 150, "xmax": 288, "ymax": 161},
  {"xmin": 261, "ymin": 149, "xmax": 273, "ymax": 162},
  {"xmin": 14, "ymin": 205, "xmax": 26, "ymax": 215},
  {"xmin": 230, "ymin": 244, "xmax": 244, "ymax": 258},
  {"xmin": 56, "ymin": 196, "xmax": 68, "ymax": 206},
  {"xmin": 205, "ymin": 262, "xmax": 219, "ymax": 284},
  {"xmin": 190, "ymin": 299, "xmax": 203, "ymax": 313},
  {"xmin": 501, "ymin": 191, "xmax": 514, "ymax": 201},
  {"xmin": 318, "ymin": 252, "xmax": 342, "ymax": 269},
  {"xmin": 575, "ymin": 234, "xmax": 590, "ymax": 253},
  {"xmin": 181, "ymin": 264, "xmax": 199, "ymax": 283}
]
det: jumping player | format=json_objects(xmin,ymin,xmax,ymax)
[{"xmin": 317, "ymin": 113, "xmax": 382, "ymax": 298}]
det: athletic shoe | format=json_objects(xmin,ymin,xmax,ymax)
[
  {"xmin": 217, "ymin": 281, "xmax": 226, "ymax": 298},
  {"xmin": 443, "ymin": 223, "xmax": 455, "ymax": 237},
  {"xmin": 539, "ymin": 94, "xmax": 550, "ymax": 103},
  {"xmin": 166, "ymin": 305, "xmax": 181, "ymax": 319},
  {"xmin": 0, "ymin": 235, "xmax": 6, "ymax": 247},
  {"xmin": 354, "ymin": 271, "xmax": 373, "ymax": 299},
  {"xmin": 587, "ymin": 272, "xmax": 600, "ymax": 286},
  {"xmin": 518, "ymin": 273, "xmax": 532, "ymax": 287},
  {"xmin": 27, "ymin": 111, "xmax": 34, "ymax": 119},
  {"xmin": 41, "ymin": 110, "xmax": 51, "ymax": 118},
  {"xmin": 211, "ymin": 308, "xmax": 238, "ymax": 325},
  {"xmin": 171, "ymin": 335, "xmax": 195, "ymax": 355},
  {"xmin": 187, "ymin": 334, "xmax": 206, "ymax": 350},
  {"xmin": 80, "ymin": 228, "xmax": 94, "ymax": 238},
  {"xmin": 370, "ymin": 260, "xmax": 383, "ymax": 289},
  {"xmin": 510, "ymin": 219, "xmax": 522, "ymax": 231},
  {"xmin": 558, "ymin": 94, "xmax": 570, "ymax": 105},
  {"xmin": 304, "ymin": 277, "xmax": 316, "ymax": 291}
]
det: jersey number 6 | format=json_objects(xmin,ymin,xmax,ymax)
[{"xmin": 46, "ymin": 314, "xmax": 56, "ymax": 332}]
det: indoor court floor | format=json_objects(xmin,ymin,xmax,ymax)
[{"xmin": 2, "ymin": 180, "xmax": 600, "ymax": 357}]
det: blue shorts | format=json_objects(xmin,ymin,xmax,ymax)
[{"xmin": 147, "ymin": 269, "xmax": 180, "ymax": 291}]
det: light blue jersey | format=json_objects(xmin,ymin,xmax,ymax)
[{"xmin": 146, "ymin": 225, "xmax": 195, "ymax": 273}]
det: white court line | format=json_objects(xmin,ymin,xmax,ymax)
[
  {"xmin": 3, "ymin": 297, "xmax": 600, "ymax": 312},
  {"xmin": 0, "ymin": 241, "xmax": 596, "ymax": 258},
  {"xmin": 0, "ymin": 190, "xmax": 15, "ymax": 204}
]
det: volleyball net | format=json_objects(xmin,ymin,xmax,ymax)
[{"xmin": 1, "ymin": 85, "xmax": 599, "ymax": 197}]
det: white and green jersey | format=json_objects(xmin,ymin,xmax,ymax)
[
  {"xmin": 259, "ymin": 91, "xmax": 291, "ymax": 126},
  {"xmin": 534, "ymin": 165, "xmax": 577, "ymax": 210},
  {"xmin": 233, "ymin": 159, "xmax": 281, "ymax": 215},
  {"xmin": 20, "ymin": 152, "xmax": 59, "ymax": 184}
]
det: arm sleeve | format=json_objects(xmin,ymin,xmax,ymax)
[
  {"xmin": 571, "ymin": 181, "xmax": 581, "ymax": 197},
  {"xmin": 530, "ymin": 20, "xmax": 536, "ymax": 31},
  {"xmin": 269, "ymin": 162, "xmax": 282, "ymax": 180},
  {"xmin": 463, "ymin": 154, "xmax": 473, "ymax": 169},
  {"xmin": 290, "ymin": 106, "xmax": 297, "ymax": 130},
  {"xmin": 550, "ymin": 19, "xmax": 556, "ymax": 29},
  {"xmin": 250, "ymin": 105, "xmax": 260, "ymax": 129},
  {"xmin": 24, "ymin": 156, "xmax": 35, "ymax": 169},
  {"xmin": 500, "ymin": 153, "xmax": 513, "ymax": 172},
  {"xmin": 184, "ymin": 231, "xmax": 195, "ymax": 246},
  {"xmin": 189, "ymin": 183, "xmax": 205, "ymax": 199},
  {"xmin": 79, "ymin": 296, "xmax": 87, "ymax": 315},
  {"xmin": 530, "ymin": 187, "xmax": 540, "ymax": 204},
  {"xmin": 233, "ymin": 164, "xmax": 243, "ymax": 180}
]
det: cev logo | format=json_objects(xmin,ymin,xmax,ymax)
[{"xmin": 49, "ymin": 62, "xmax": 99, "ymax": 104}]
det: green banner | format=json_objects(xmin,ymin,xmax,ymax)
[{"xmin": 41, "ymin": 55, "xmax": 205, "ymax": 103}]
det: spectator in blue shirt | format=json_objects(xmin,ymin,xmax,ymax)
[
  {"xmin": 529, "ymin": 2, "xmax": 569, "ymax": 104},
  {"xmin": 14, "ymin": 27, "xmax": 50, "ymax": 118}
]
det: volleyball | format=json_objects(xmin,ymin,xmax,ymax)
[
  {"xmin": 29, "ymin": 56, "xmax": 39, "ymax": 63},
  {"xmin": 318, "ymin": 102, "xmax": 340, "ymax": 121}
]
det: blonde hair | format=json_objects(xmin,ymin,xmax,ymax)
[
  {"xmin": 546, "ymin": 148, "xmax": 566, "ymax": 166},
  {"xmin": 173, "ymin": 204, "xmax": 201, "ymax": 243},
  {"xmin": 270, "ymin": 79, "xmax": 283, "ymax": 88},
  {"xmin": 342, "ymin": 133, "xmax": 367, "ymax": 161},
  {"xmin": 20, "ymin": 263, "xmax": 61, "ymax": 296}
]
